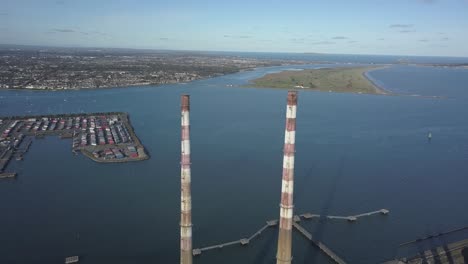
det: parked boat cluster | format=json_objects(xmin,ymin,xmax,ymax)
[
  {"xmin": 71, "ymin": 115, "xmax": 133, "ymax": 147},
  {"xmin": 0, "ymin": 112, "xmax": 148, "ymax": 176}
]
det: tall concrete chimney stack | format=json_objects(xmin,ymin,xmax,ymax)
[
  {"xmin": 276, "ymin": 91, "xmax": 298, "ymax": 264},
  {"xmin": 180, "ymin": 95, "xmax": 193, "ymax": 264}
]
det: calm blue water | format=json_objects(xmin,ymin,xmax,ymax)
[{"xmin": 1, "ymin": 63, "xmax": 468, "ymax": 264}]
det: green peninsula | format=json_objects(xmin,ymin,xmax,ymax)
[{"xmin": 250, "ymin": 67, "xmax": 387, "ymax": 94}]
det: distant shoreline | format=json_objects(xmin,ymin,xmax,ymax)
[
  {"xmin": 0, "ymin": 65, "xmax": 392, "ymax": 95},
  {"xmin": 0, "ymin": 64, "xmax": 457, "ymax": 98},
  {"xmin": 0, "ymin": 75, "xmax": 216, "ymax": 92},
  {"xmin": 0, "ymin": 64, "xmax": 295, "ymax": 92}
]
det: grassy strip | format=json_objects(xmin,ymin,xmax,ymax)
[{"xmin": 250, "ymin": 66, "xmax": 386, "ymax": 94}]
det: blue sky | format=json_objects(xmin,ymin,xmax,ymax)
[{"xmin": 1, "ymin": 0, "xmax": 468, "ymax": 56}]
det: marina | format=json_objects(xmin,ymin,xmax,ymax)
[{"xmin": 0, "ymin": 112, "xmax": 148, "ymax": 177}]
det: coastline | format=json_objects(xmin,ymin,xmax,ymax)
[
  {"xmin": 0, "ymin": 78, "xmax": 208, "ymax": 92},
  {"xmin": 0, "ymin": 64, "xmax": 450, "ymax": 99},
  {"xmin": 80, "ymin": 148, "xmax": 148, "ymax": 163},
  {"xmin": 0, "ymin": 63, "xmax": 304, "ymax": 92},
  {"xmin": 362, "ymin": 66, "xmax": 392, "ymax": 95},
  {"xmin": 248, "ymin": 65, "xmax": 391, "ymax": 95}
]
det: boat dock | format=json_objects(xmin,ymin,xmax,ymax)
[
  {"xmin": 0, "ymin": 149, "xmax": 13, "ymax": 173},
  {"xmin": 193, "ymin": 209, "xmax": 388, "ymax": 261},
  {"xmin": 15, "ymin": 138, "xmax": 32, "ymax": 155}
]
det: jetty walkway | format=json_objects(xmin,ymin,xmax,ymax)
[
  {"xmin": 193, "ymin": 220, "xmax": 278, "ymax": 256},
  {"xmin": 193, "ymin": 209, "xmax": 389, "ymax": 263},
  {"xmin": 292, "ymin": 222, "xmax": 346, "ymax": 264},
  {"xmin": 301, "ymin": 209, "xmax": 389, "ymax": 222}
]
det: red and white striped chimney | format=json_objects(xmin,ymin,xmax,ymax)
[
  {"xmin": 180, "ymin": 95, "xmax": 193, "ymax": 264},
  {"xmin": 276, "ymin": 91, "xmax": 298, "ymax": 264}
]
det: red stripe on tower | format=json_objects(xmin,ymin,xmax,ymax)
[
  {"xmin": 180, "ymin": 95, "xmax": 193, "ymax": 264},
  {"xmin": 276, "ymin": 91, "xmax": 298, "ymax": 264}
]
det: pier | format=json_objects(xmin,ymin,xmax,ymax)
[
  {"xmin": 300, "ymin": 209, "xmax": 389, "ymax": 222},
  {"xmin": 399, "ymin": 225, "xmax": 468, "ymax": 247},
  {"xmin": 380, "ymin": 225, "xmax": 468, "ymax": 263},
  {"xmin": 192, "ymin": 209, "xmax": 388, "ymax": 261},
  {"xmin": 193, "ymin": 221, "xmax": 278, "ymax": 256},
  {"xmin": 383, "ymin": 238, "xmax": 468, "ymax": 264},
  {"xmin": 0, "ymin": 149, "xmax": 14, "ymax": 173},
  {"xmin": 292, "ymin": 222, "xmax": 347, "ymax": 264},
  {"xmin": 15, "ymin": 138, "xmax": 32, "ymax": 155},
  {"xmin": 193, "ymin": 239, "xmax": 247, "ymax": 255}
]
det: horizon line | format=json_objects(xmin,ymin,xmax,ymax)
[{"xmin": 1, "ymin": 43, "xmax": 468, "ymax": 59}]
